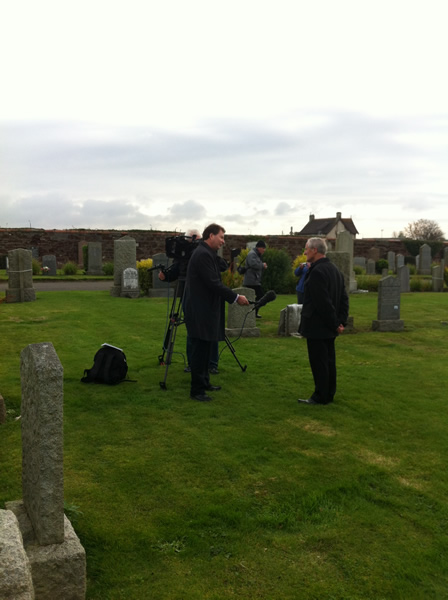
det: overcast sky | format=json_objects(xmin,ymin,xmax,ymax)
[{"xmin": 1, "ymin": 0, "xmax": 447, "ymax": 239}]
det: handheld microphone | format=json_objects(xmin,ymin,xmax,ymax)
[{"xmin": 249, "ymin": 290, "xmax": 277, "ymax": 310}]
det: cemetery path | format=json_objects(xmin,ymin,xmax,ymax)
[{"xmin": 0, "ymin": 280, "xmax": 112, "ymax": 292}]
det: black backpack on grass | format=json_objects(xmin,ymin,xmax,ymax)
[{"xmin": 81, "ymin": 344, "xmax": 128, "ymax": 385}]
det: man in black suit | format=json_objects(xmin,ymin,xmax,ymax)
[
  {"xmin": 183, "ymin": 223, "xmax": 249, "ymax": 402},
  {"xmin": 298, "ymin": 237, "xmax": 349, "ymax": 405}
]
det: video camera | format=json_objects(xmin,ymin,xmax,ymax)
[{"xmin": 165, "ymin": 234, "xmax": 199, "ymax": 261}]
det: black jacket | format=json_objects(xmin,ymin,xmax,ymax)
[
  {"xmin": 299, "ymin": 257, "xmax": 349, "ymax": 339},
  {"xmin": 184, "ymin": 242, "xmax": 237, "ymax": 341}
]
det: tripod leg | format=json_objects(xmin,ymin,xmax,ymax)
[
  {"xmin": 159, "ymin": 277, "xmax": 186, "ymax": 389},
  {"xmin": 224, "ymin": 335, "xmax": 247, "ymax": 372}
]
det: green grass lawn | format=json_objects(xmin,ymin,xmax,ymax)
[{"xmin": 1, "ymin": 291, "xmax": 448, "ymax": 599}]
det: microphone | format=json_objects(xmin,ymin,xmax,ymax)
[{"xmin": 249, "ymin": 290, "xmax": 277, "ymax": 310}]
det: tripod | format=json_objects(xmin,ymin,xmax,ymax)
[{"xmin": 158, "ymin": 278, "xmax": 247, "ymax": 389}]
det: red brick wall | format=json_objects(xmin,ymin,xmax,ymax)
[{"xmin": 0, "ymin": 228, "xmax": 446, "ymax": 267}]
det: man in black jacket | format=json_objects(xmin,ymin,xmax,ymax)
[
  {"xmin": 184, "ymin": 223, "xmax": 249, "ymax": 402},
  {"xmin": 298, "ymin": 237, "xmax": 349, "ymax": 405}
]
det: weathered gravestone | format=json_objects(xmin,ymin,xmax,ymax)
[
  {"xmin": 6, "ymin": 249, "xmax": 36, "ymax": 303},
  {"xmin": 278, "ymin": 304, "xmax": 303, "ymax": 337},
  {"xmin": 398, "ymin": 265, "xmax": 410, "ymax": 293},
  {"xmin": 368, "ymin": 247, "xmax": 380, "ymax": 262},
  {"xmin": 372, "ymin": 276, "xmax": 404, "ymax": 331},
  {"xmin": 148, "ymin": 252, "xmax": 175, "ymax": 298},
  {"xmin": 121, "ymin": 267, "xmax": 140, "ymax": 298},
  {"xmin": 387, "ymin": 251, "xmax": 396, "ymax": 273},
  {"xmin": 396, "ymin": 254, "xmax": 405, "ymax": 269},
  {"xmin": 366, "ymin": 258, "xmax": 376, "ymax": 275},
  {"xmin": 42, "ymin": 254, "xmax": 57, "ymax": 276},
  {"xmin": 418, "ymin": 243, "xmax": 431, "ymax": 275},
  {"xmin": 335, "ymin": 231, "xmax": 357, "ymax": 291},
  {"xmin": 354, "ymin": 257, "xmax": 366, "ymax": 270},
  {"xmin": 327, "ymin": 251, "xmax": 350, "ymax": 293},
  {"xmin": 110, "ymin": 236, "xmax": 137, "ymax": 297},
  {"xmin": 226, "ymin": 286, "xmax": 259, "ymax": 337},
  {"xmin": 87, "ymin": 242, "xmax": 103, "ymax": 276},
  {"xmin": 4, "ymin": 342, "xmax": 86, "ymax": 599},
  {"xmin": 0, "ymin": 509, "xmax": 34, "ymax": 600},
  {"xmin": 432, "ymin": 265, "xmax": 444, "ymax": 292}
]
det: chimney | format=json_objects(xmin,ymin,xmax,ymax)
[
  {"xmin": 336, "ymin": 212, "xmax": 341, "ymax": 219},
  {"xmin": 309, "ymin": 214, "xmax": 315, "ymax": 222}
]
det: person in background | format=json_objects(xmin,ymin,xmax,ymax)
[
  {"xmin": 243, "ymin": 240, "xmax": 267, "ymax": 318},
  {"xmin": 294, "ymin": 261, "xmax": 310, "ymax": 304},
  {"xmin": 298, "ymin": 237, "xmax": 349, "ymax": 406}
]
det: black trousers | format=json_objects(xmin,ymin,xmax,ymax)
[
  {"xmin": 245, "ymin": 285, "xmax": 263, "ymax": 313},
  {"xmin": 189, "ymin": 337, "xmax": 212, "ymax": 396},
  {"xmin": 306, "ymin": 338, "xmax": 336, "ymax": 404}
]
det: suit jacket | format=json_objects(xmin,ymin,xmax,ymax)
[
  {"xmin": 298, "ymin": 257, "xmax": 349, "ymax": 339},
  {"xmin": 184, "ymin": 241, "xmax": 237, "ymax": 341}
]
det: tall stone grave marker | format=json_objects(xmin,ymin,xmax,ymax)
[
  {"xmin": 418, "ymin": 243, "xmax": 431, "ymax": 275},
  {"xmin": 21, "ymin": 343, "xmax": 65, "ymax": 545},
  {"xmin": 387, "ymin": 251, "xmax": 396, "ymax": 273},
  {"xmin": 336, "ymin": 231, "xmax": 357, "ymax": 291},
  {"xmin": 396, "ymin": 254, "xmax": 405, "ymax": 269},
  {"xmin": 366, "ymin": 258, "xmax": 376, "ymax": 275},
  {"xmin": 398, "ymin": 265, "xmax": 410, "ymax": 293},
  {"xmin": 5, "ymin": 342, "xmax": 86, "ymax": 599},
  {"xmin": 368, "ymin": 247, "xmax": 380, "ymax": 262},
  {"xmin": 42, "ymin": 254, "xmax": 57, "ymax": 276},
  {"xmin": 148, "ymin": 252, "xmax": 175, "ymax": 298},
  {"xmin": 6, "ymin": 249, "xmax": 36, "ymax": 303},
  {"xmin": 354, "ymin": 257, "xmax": 366, "ymax": 270},
  {"xmin": 327, "ymin": 251, "xmax": 350, "ymax": 293},
  {"xmin": 87, "ymin": 242, "xmax": 103, "ymax": 276},
  {"xmin": 432, "ymin": 265, "xmax": 443, "ymax": 292},
  {"xmin": 110, "ymin": 236, "xmax": 137, "ymax": 297},
  {"xmin": 372, "ymin": 276, "xmax": 404, "ymax": 331},
  {"xmin": 226, "ymin": 286, "xmax": 259, "ymax": 337}
]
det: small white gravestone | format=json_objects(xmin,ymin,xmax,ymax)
[{"xmin": 121, "ymin": 267, "xmax": 140, "ymax": 298}]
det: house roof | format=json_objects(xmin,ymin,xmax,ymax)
[{"xmin": 298, "ymin": 215, "xmax": 359, "ymax": 236}]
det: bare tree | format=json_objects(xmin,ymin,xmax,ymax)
[{"xmin": 402, "ymin": 219, "xmax": 445, "ymax": 241}]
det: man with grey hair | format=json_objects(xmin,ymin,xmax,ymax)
[{"xmin": 298, "ymin": 237, "xmax": 349, "ymax": 405}]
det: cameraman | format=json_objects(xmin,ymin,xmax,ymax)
[
  {"xmin": 243, "ymin": 240, "xmax": 268, "ymax": 318},
  {"xmin": 158, "ymin": 228, "xmax": 223, "ymax": 375},
  {"xmin": 184, "ymin": 223, "xmax": 249, "ymax": 402}
]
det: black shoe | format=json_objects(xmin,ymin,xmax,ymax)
[
  {"xmin": 209, "ymin": 367, "xmax": 219, "ymax": 375},
  {"xmin": 184, "ymin": 366, "xmax": 191, "ymax": 373},
  {"xmin": 206, "ymin": 385, "xmax": 221, "ymax": 391},
  {"xmin": 256, "ymin": 314, "xmax": 262, "ymax": 319},
  {"xmin": 297, "ymin": 398, "xmax": 320, "ymax": 405},
  {"xmin": 190, "ymin": 393, "xmax": 213, "ymax": 402}
]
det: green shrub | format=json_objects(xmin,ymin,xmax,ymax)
[
  {"xmin": 410, "ymin": 277, "xmax": 433, "ymax": 292},
  {"xmin": 262, "ymin": 248, "xmax": 293, "ymax": 293},
  {"xmin": 356, "ymin": 275, "xmax": 380, "ymax": 292},
  {"xmin": 32, "ymin": 259, "xmax": 41, "ymax": 275},
  {"xmin": 408, "ymin": 263, "xmax": 417, "ymax": 275},
  {"xmin": 221, "ymin": 268, "xmax": 243, "ymax": 288},
  {"xmin": 136, "ymin": 258, "xmax": 154, "ymax": 295},
  {"xmin": 292, "ymin": 253, "xmax": 307, "ymax": 272},
  {"xmin": 62, "ymin": 262, "xmax": 78, "ymax": 275},
  {"xmin": 353, "ymin": 265, "xmax": 365, "ymax": 275},
  {"xmin": 102, "ymin": 262, "xmax": 114, "ymax": 276},
  {"xmin": 375, "ymin": 259, "xmax": 388, "ymax": 274}
]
